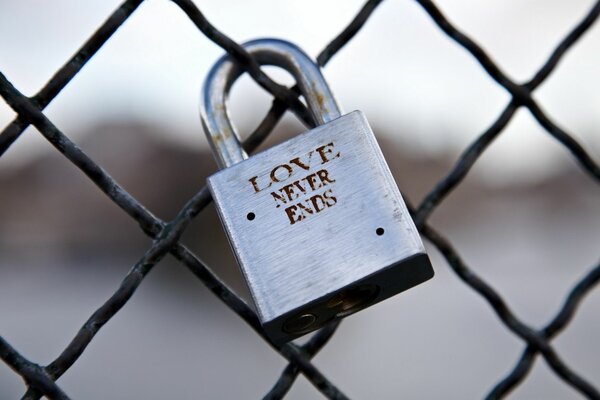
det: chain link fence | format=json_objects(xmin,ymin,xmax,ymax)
[{"xmin": 0, "ymin": 0, "xmax": 599, "ymax": 399}]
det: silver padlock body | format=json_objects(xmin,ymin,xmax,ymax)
[{"xmin": 208, "ymin": 111, "xmax": 433, "ymax": 343}]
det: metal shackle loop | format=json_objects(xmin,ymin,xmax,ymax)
[{"xmin": 200, "ymin": 38, "xmax": 342, "ymax": 169}]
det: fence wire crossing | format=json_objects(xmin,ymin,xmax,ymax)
[{"xmin": 0, "ymin": 0, "xmax": 599, "ymax": 398}]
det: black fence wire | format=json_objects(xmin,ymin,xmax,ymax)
[{"xmin": 0, "ymin": 0, "xmax": 599, "ymax": 399}]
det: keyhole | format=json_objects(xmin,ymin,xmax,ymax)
[{"xmin": 247, "ymin": 212, "xmax": 256, "ymax": 221}]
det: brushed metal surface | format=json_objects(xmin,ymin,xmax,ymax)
[{"xmin": 208, "ymin": 111, "xmax": 433, "ymax": 342}]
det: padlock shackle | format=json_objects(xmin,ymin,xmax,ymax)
[{"xmin": 201, "ymin": 38, "xmax": 342, "ymax": 169}]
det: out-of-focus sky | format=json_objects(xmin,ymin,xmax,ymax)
[{"xmin": 0, "ymin": 0, "xmax": 599, "ymax": 183}]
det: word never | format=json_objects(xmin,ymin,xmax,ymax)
[{"xmin": 248, "ymin": 142, "xmax": 341, "ymax": 225}]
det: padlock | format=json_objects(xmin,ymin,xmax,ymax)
[{"xmin": 201, "ymin": 38, "xmax": 434, "ymax": 343}]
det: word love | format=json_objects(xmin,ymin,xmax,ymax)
[{"xmin": 248, "ymin": 142, "xmax": 341, "ymax": 225}]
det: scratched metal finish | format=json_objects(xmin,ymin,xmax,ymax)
[{"xmin": 208, "ymin": 111, "xmax": 433, "ymax": 341}]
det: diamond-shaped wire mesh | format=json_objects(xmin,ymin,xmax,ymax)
[{"xmin": 0, "ymin": 0, "xmax": 599, "ymax": 399}]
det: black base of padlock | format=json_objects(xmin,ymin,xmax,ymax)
[{"xmin": 264, "ymin": 252, "xmax": 434, "ymax": 344}]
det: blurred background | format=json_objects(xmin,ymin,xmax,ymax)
[{"xmin": 0, "ymin": 0, "xmax": 599, "ymax": 398}]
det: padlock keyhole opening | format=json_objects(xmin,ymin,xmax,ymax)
[
  {"xmin": 282, "ymin": 313, "xmax": 317, "ymax": 334},
  {"xmin": 326, "ymin": 284, "xmax": 380, "ymax": 318},
  {"xmin": 282, "ymin": 284, "xmax": 380, "ymax": 335}
]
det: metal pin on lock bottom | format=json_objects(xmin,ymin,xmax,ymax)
[{"xmin": 201, "ymin": 38, "xmax": 434, "ymax": 344}]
